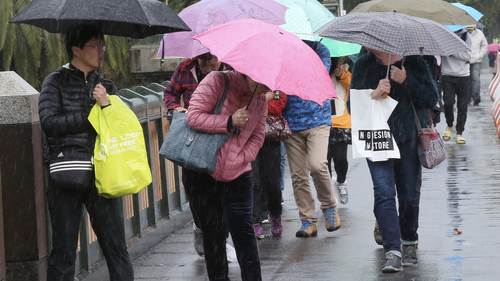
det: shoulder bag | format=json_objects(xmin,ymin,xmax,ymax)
[
  {"xmin": 159, "ymin": 72, "xmax": 230, "ymax": 173},
  {"xmin": 411, "ymin": 102, "xmax": 446, "ymax": 169}
]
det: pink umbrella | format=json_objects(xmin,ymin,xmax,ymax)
[
  {"xmin": 487, "ymin": 43, "xmax": 500, "ymax": 54},
  {"xmin": 193, "ymin": 19, "xmax": 337, "ymax": 105},
  {"xmin": 157, "ymin": 0, "xmax": 287, "ymax": 59}
]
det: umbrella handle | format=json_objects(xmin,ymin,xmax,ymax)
[
  {"xmin": 233, "ymin": 83, "xmax": 259, "ymax": 136},
  {"xmin": 382, "ymin": 53, "xmax": 392, "ymax": 98}
]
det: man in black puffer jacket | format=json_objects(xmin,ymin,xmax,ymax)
[{"xmin": 39, "ymin": 25, "xmax": 134, "ymax": 281}]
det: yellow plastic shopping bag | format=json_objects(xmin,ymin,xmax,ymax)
[{"xmin": 88, "ymin": 95, "xmax": 152, "ymax": 198}]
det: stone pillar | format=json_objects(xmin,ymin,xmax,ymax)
[{"xmin": 0, "ymin": 71, "xmax": 47, "ymax": 280}]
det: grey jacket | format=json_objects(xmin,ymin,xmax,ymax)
[{"xmin": 441, "ymin": 29, "xmax": 473, "ymax": 77}]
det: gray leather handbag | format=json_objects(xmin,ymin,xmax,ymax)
[{"xmin": 159, "ymin": 72, "xmax": 230, "ymax": 173}]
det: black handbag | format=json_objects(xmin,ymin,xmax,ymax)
[{"xmin": 48, "ymin": 145, "xmax": 94, "ymax": 190}]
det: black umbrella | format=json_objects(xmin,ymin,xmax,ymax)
[
  {"xmin": 9, "ymin": 0, "xmax": 190, "ymax": 88},
  {"xmin": 9, "ymin": 0, "xmax": 191, "ymax": 39}
]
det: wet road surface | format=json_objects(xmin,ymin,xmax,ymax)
[{"xmin": 98, "ymin": 69, "xmax": 500, "ymax": 281}]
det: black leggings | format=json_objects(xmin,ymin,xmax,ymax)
[
  {"xmin": 327, "ymin": 142, "xmax": 348, "ymax": 183},
  {"xmin": 252, "ymin": 141, "xmax": 282, "ymax": 223}
]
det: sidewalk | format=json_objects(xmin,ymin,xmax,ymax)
[{"xmin": 100, "ymin": 69, "xmax": 500, "ymax": 280}]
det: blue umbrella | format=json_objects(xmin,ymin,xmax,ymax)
[{"xmin": 445, "ymin": 3, "xmax": 483, "ymax": 32}]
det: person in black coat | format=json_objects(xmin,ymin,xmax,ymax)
[
  {"xmin": 350, "ymin": 49, "xmax": 438, "ymax": 273},
  {"xmin": 39, "ymin": 25, "xmax": 134, "ymax": 281}
]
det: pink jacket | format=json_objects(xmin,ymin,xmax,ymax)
[{"xmin": 187, "ymin": 71, "xmax": 267, "ymax": 182}]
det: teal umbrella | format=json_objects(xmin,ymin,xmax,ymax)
[
  {"xmin": 320, "ymin": 38, "xmax": 362, "ymax": 57},
  {"xmin": 274, "ymin": 0, "xmax": 361, "ymax": 57}
]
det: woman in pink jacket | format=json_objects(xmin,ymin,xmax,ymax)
[{"xmin": 185, "ymin": 70, "xmax": 268, "ymax": 281}]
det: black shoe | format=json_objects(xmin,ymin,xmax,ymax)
[
  {"xmin": 402, "ymin": 244, "xmax": 418, "ymax": 266},
  {"xmin": 473, "ymin": 95, "xmax": 481, "ymax": 105},
  {"xmin": 382, "ymin": 253, "xmax": 403, "ymax": 273}
]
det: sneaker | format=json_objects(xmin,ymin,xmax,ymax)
[
  {"xmin": 374, "ymin": 221, "xmax": 383, "ymax": 245},
  {"xmin": 322, "ymin": 208, "xmax": 341, "ymax": 232},
  {"xmin": 295, "ymin": 221, "xmax": 317, "ymax": 237},
  {"xmin": 253, "ymin": 223, "xmax": 265, "ymax": 240},
  {"xmin": 281, "ymin": 196, "xmax": 285, "ymax": 206},
  {"xmin": 382, "ymin": 253, "xmax": 403, "ymax": 273},
  {"xmin": 193, "ymin": 224, "xmax": 204, "ymax": 257},
  {"xmin": 226, "ymin": 242, "xmax": 237, "ymax": 263},
  {"xmin": 269, "ymin": 214, "xmax": 283, "ymax": 236},
  {"xmin": 261, "ymin": 215, "xmax": 270, "ymax": 224},
  {"xmin": 335, "ymin": 182, "xmax": 348, "ymax": 204},
  {"xmin": 402, "ymin": 244, "xmax": 418, "ymax": 266}
]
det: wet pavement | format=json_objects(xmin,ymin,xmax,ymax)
[{"xmin": 99, "ymin": 69, "xmax": 500, "ymax": 280}]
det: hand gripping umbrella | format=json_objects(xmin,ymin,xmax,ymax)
[
  {"xmin": 316, "ymin": 12, "xmax": 470, "ymax": 58},
  {"xmin": 193, "ymin": 19, "xmax": 337, "ymax": 106},
  {"xmin": 193, "ymin": 19, "xmax": 337, "ymax": 135},
  {"xmin": 9, "ymin": 0, "xmax": 191, "ymax": 82},
  {"xmin": 317, "ymin": 12, "xmax": 471, "ymax": 96}
]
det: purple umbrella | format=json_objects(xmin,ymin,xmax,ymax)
[{"xmin": 157, "ymin": 0, "xmax": 288, "ymax": 59}]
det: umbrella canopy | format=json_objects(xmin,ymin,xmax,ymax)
[
  {"xmin": 488, "ymin": 44, "xmax": 500, "ymax": 54},
  {"xmin": 157, "ymin": 0, "xmax": 288, "ymax": 59},
  {"xmin": 274, "ymin": 0, "xmax": 361, "ymax": 57},
  {"xmin": 349, "ymin": 0, "xmax": 478, "ymax": 26},
  {"xmin": 445, "ymin": 3, "xmax": 484, "ymax": 32},
  {"xmin": 316, "ymin": 12, "xmax": 470, "ymax": 57},
  {"xmin": 9, "ymin": 0, "xmax": 190, "ymax": 39},
  {"xmin": 193, "ymin": 19, "xmax": 336, "ymax": 105}
]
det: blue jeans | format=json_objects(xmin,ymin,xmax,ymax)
[
  {"xmin": 184, "ymin": 170, "xmax": 262, "ymax": 281},
  {"xmin": 470, "ymin": 63, "xmax": 481, "ymax": 99},
  {"xmin": 367, "ymin": 137, "xmax": 421, "ymax": 254}
]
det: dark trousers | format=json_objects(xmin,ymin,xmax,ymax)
[
  {"xmin": 184, "ymin": 170, "xmax": 262, "ymax": 281},
  {"xmin": 442, "ymin": 75, "xmax": 471, "ymax": 135},
  {"xmin": 252, "ymin": 141, "xmax": 283, "ymax": 223},
  {"xmin": 46, "ymin": 181, "xmax": 133, "ymax": 281},
  {"xmin": 327, "ymin": 142, "xmax": 348, "ymax": 183},
  {"xmin": 367, "ymin": 137, "xmax": 422, "ymax": 254}
]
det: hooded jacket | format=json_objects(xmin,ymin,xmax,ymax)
[
  {"xmin": 187, "ymin": 71, "xmax": 267, "ymax": 182},
  {"xmin": 441, "ymin": 29, "xmax": 473, "ymax": 77}
]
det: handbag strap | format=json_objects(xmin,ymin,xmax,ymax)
[
  {"xmin": 213, "ymin": 72, "xmax": 230, "ymax": 115},
  {"xmin": 410, "ymin": 101, "xmax": 433, "ymax": 133}
]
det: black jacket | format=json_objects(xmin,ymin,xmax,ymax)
[
  {"xmin": 39, "ymin": 63, "xmax": 117, "ymax": 156},
  {"xmin": 350, "ymin": 52, "xmax": 438, "ymax": 143}
]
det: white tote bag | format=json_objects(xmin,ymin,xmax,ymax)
[{"xmin": 350, "ymin": 89, "xmax": 400, "ymax": 162}]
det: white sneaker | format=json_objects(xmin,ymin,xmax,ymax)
[
  {"xmin": 336, "ymin": 182, "xmax": 348, "ymax": 204},
  {"xmin": 226, "ymin": 242, "xmax": 237, "ymax": 263}
]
